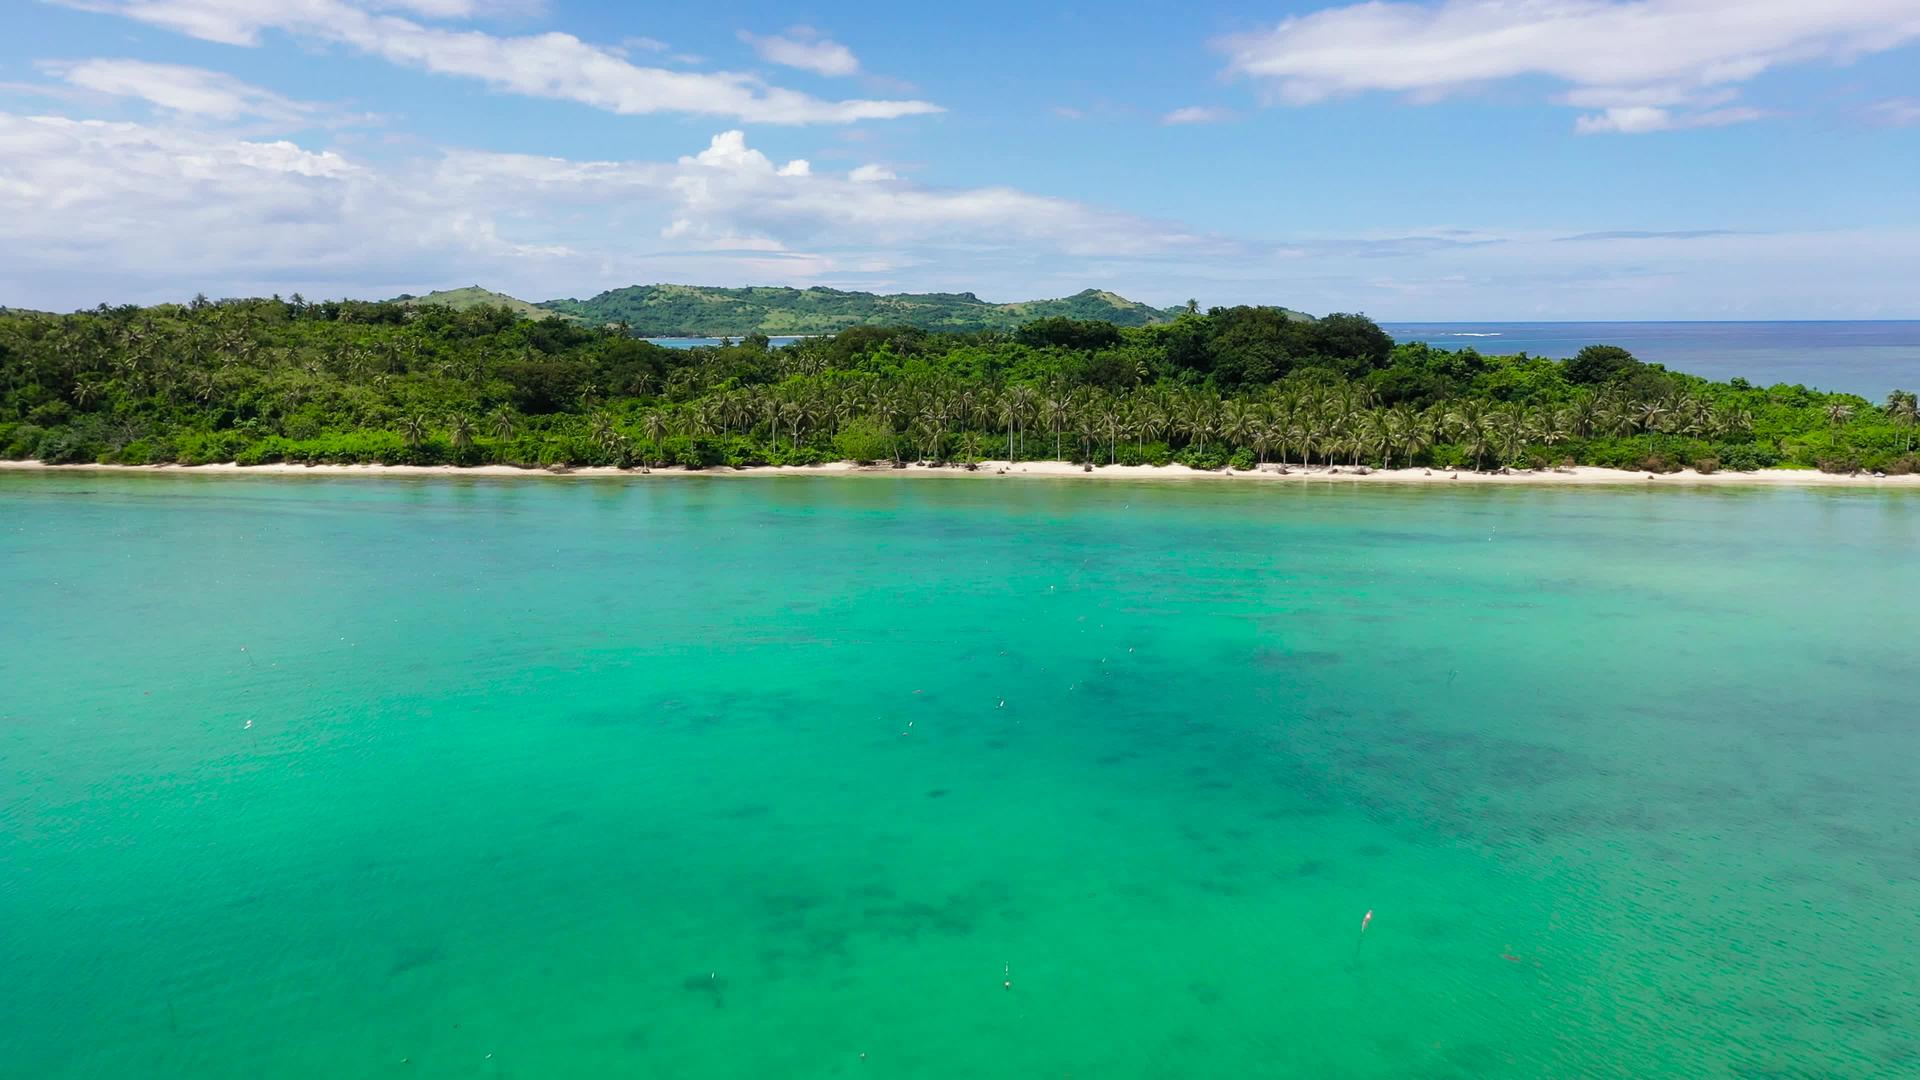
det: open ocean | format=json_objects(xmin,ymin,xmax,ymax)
[
  {"xmin": 1381, "ymin": 321, "xmax": 1920, "ymax": 398},
  {"xmin": 4, "ymin": 473, "xmax": 1918, "ymax": 1078}
]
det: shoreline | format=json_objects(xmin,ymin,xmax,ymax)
[{"xmin": 4, "ymin": 459, "xmax": 1917, "ymax": 487}]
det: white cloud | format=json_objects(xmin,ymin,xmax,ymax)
[
  {"xmin": 68, "ymin": 0, "xmax": 940, "ymax": 124},
  {"xmin": 1573, "ymin": 104, "xmax": 1769, "ymax": 134},
  {"xmin": 42, "ymin": 59, "xmax": 329, "ymax": 125},
  {"xmin": 9, "ymin": 104, "xmax": 1909, "ymax": 319},
  {"xmin": 738, "ymin": 28, "xmax": 860, "ymax": 77},
  {"xmin": 0, "ymin": 116, "xmax": 1226, "ymax": 307},
  {"xmin": 0, "ymin": 110, "xmax": 532, "ymax": 303},
  {"xmin": 1866, "ymin": 97, "xmax": 1920, "ymax": 126},
  {"xmin": 1162, "ymin": 105, "xmax": 1234, "ymax": 125},
  {"xmin": 435, "ymin": 131, "xmax": 1225, "ymax": 259},
  {"xmin": 1219, "ymin": 0, "xmax": 1920, "ymax": 132}
]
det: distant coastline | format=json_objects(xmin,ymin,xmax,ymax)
[{"xmin": 7, "ymin": 459, "xmax": 1916, "ymax": 488}]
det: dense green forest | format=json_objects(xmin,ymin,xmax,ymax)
[
  {"xmin": 2, "ymin": 296, "xmax": 1915, "ymax": 474},
  {"xmin": 389, "ymin": 283, "xmax": 1209, "ymax": 336},
  {"xmin": 533, "ymin": 284, "xmax": 1196, "ymax": 336}
]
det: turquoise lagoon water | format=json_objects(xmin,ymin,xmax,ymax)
[{"xmin": 2, "ymin": 473, "xmax": 1917, "ymax": 1078}]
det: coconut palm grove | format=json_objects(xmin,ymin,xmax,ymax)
[{"xmin": 5, "ymin": 297, "xmax": 1914, "ymax": 475}]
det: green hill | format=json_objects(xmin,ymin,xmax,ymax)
[
  {"xmin": 537, "ymin": 284, "xmax": 1196, "ymax": 336},
  {"xmin": 388, "ymin": 283, "xmax": 1315, "ymax": 337},
  {"xmin": 394, "ymin": 286, "xmax": 577, "ymax": 322}
]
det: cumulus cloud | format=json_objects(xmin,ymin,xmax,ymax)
[
  {"xmin": 42, "ymin": 59, "xmax": 331, "ymax": 125},
  {"xmin": 738, "ymin": 28, "xmax": 860, "ymax": 77},
  {"xmin": 1219, "ymin": 0, "xmax": 1920, "ymax": 132},
  {"xmin": 66, "ymin": 0, "xmax": 940, "ymax": 124},
  {"xmin": 0, "ymin": 110, "xmax": 543, "ymax": 306},
  {"xmin": 1161, "ymin": 105, "xmax": 1234, "ymax": 125},
  {"xmin": 432, "ymin": 130, "xmax": 1227, "ymax": 259},
  {"xmin": 0, "ymin": 116, "xmax": 1227, "ymax": 307}
]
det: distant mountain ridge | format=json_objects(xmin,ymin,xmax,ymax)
[
  {"xmin": 393, "ymin": 283, "xmax": 1318, "ymax": 337},
  {"xmin": 537, "ymin": 284, "xmax": 1194, "ymax": 336}
]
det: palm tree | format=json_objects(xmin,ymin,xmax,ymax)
[
  {"xmin": 588, "ymin": 411, "xmax": 618, "ymax": 457},
  {"xmin": 1176, "ymin": 392, "xmax": 1215, "ymax": 454},
  {"xmin": 1250, "ymin": 421, "xmax": 1280, "ymax": 466},
  {"xmin": 400, "ymin": 413, "xmax": 430, "ymax": 449},
  {"xmin": 1219, "ymin": 399, "xmax": 1257, "ymax": 452},
  {"xmin": 1135, "ymin": 391, "xmax": 1171, "ymax": 455},
  {"xmin": 1713, "ymin": 405, "xmax": 1753, "ymax": 440},
  {"xmin": 1394, "ymin": 408, "xmax": 1431, "ymax": 468},
  {"xmin": 1824, "ymin": 402, "xmax": 1855, "ymax": 428},
  {"xmin": 995, "ymin": 390, "xmax": 1020, "ymax": 462},
  {"xmin": 643, "ymin": 411, "xmax": 668, "ymax": 468},
  {"xmin": 489, "ymin": 407, "xmax": 518, "ymax": 441},
  {"xmin": 778, "ymin": 398, "xmax": 805, "ymax": 452},
  {"xmin": 1885, "ymin": 390, "xmax": 1918, "ymax": 452},
  {"xmin": 1361, "ymin": 410, "xmax": 1393, "ymax": 467},
  {"xmin": 1636, "ymin": 398, "xmax": 1672, "ymax": 455},
  {"xmin": 1595, "ymin": 395, "xmax": 1632, "ymax": 438},
  {"xmin": 448, "ymin": 413, "xmax": 476, "ymax": 451},
  {"xmin": 913, "ymin": 413, "xmax": 944, "ymax": 461},
  {"xmin": 1098, "ymin": 398, "xmax": 1125, "ymax": 464},
  {"xmin": 1494, "ymin": 407, "xmax": 1526, "ymax": 466},
  {"xmin": 1045, "ymin": 385, "xmax": 1074, "ymax": 460},
  {"xmin": 1008, "ymin": 384, "xmax": 1038, "ymax": 459},
  {"xmin": 1447, "ymin": 401, "xmax": 1491, "ymax": 470}
]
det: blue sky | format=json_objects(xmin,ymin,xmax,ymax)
[{"xmin": 3, "ymin": 0, "xmax": 1917, "ymax": 318}]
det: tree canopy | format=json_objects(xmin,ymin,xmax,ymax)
[{"xmin": 1, "ymin": 297, "xmax": 1912, "ymax": 476}]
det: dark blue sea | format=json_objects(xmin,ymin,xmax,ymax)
[{"xmin": 1380, "ymin": 321, "xmax": 1920, "ymax": 398}]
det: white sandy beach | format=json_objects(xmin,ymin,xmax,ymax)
[{"xmin": 4, "ymin": 459, "xmax": 1917, "ymax": 487}]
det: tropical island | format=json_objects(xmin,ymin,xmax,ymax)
[
  {"xmin": 2, "ymin": 293, "xmax": 1915, "ymax": 479},
  {"xmin": 393, "ymin": 283, "xmax": 1225, "ymax": 337}
]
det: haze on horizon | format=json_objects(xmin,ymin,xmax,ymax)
[{"xmin": 3, "ymin": 0, "xmax": 1917, "ymax": 320}]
